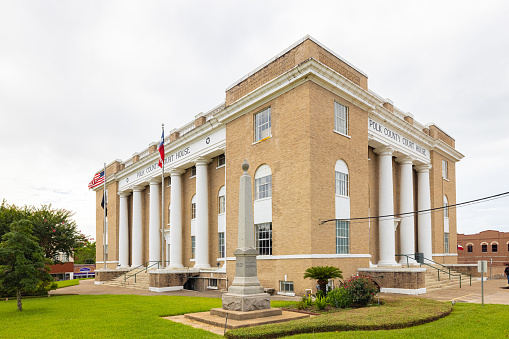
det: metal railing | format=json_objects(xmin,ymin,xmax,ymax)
[
  {"xmin": 120, "ymin": 261, "xmax": 169, "ymax": 284},
  {"xmin": 396, "ymin": 254, "xmax": 471, "ymax": 288}
]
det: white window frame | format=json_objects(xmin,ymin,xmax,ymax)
[
  {"xmin": 191, "ymin": 236, "xmax": 196, "ymax": 259},
  {"xmin": 218, "ymin": 232, "xmax": 225, "ymax": 259},
  {"xmin": 334, "ymin": 102, "xmax": 348, "ymax": 136},
  {"xmin": 254, "ymin": 107, "xmax": 271, "ymax": 142},
  {"xmin": 335, "ymin": 171, "xmax": 349, "ymax": 197},
  {"xmin": 442, "ymin": 160, "xmax": 448, "ymax": 180},
  {"xmin": 255, "ymin": 222, "xmax": 272, "ymax": 255},
  {"xmin": 279, "ymin": 281, "xmax": 294, "ymax": 293},
  {"xmin": 218, "ymin": 186, "xmax": 226, "ymax": 214},
  {"xmin": 191, "ymin": 195, "xmax": 196, "ymax": 220},
  {"xmin": 208, "ymin": 278, "xmax": 218, "ymax": 289},
  {"xmin": 217, "ymin": 154, "xmax": 226, "ymax": 168},
  {"xmin": 336, "ymin": 220, "xmax": 349, "ymax": 254},
  {"xmin": 254, "ymin": 165, "xmax": 272, "ymax": 200},
  {"xmin": 444, "ymin": 232, "xmax": 449, "ymax": 254},
  {"xmin": 190, "ymin": 166, "xmax": 196, "ymax": 178}
]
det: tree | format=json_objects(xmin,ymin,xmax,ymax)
[
  {"xmin": 0, "ymin": 202, "xmax": 85, "ymax": 262},
  {"xmin": 303, "ymin": 266, "xmax": 343, "ymax": 296},
  {"xmin": 74, "ymin": 240, "xmax": 96, "ymax": 264},
  {"xmin": 0, "ymin": 220, "xmax": 53, "ymax": 310}
]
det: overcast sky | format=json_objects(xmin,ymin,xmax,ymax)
[{"xmin": 1, "ymin": 1, "xmax": 508, "ymax": 240}]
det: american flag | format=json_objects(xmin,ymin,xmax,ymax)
[{"xmin": 88, "ymin": 171, "xmax": 105, "ymax": 189}]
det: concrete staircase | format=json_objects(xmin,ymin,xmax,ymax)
[
  {"xmin": 425, "ymin": 264, "xmax": 474, "ymax": 292},
  {"xmin": 104, "ymin": 268, "xmax": 151, "ymax": 290}
]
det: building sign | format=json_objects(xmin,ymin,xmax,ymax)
[
  {"xmin": 119, "ymin": 127, "xmax": 226, "ymax": 190},
  {"xmin": 368, "ymin": 118, "xmax": 429, "ymax": 159},
  {"xmin": 79, "ymin": 267, "xmax": 91, "ymax": 272}
]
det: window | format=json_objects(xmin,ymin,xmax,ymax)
[
  {"xmin": 334, "ymin": 102, "xmax": 348, "ymax": 135},
  {"xmin": 191, "ymin": 195, "xmax": 196, "ymax": 219},
  {"xmin": 191, "ymin": 236, "xmax": 196, "ymax": 259},
  {"xmin": 167, "ymin": 176, "xmax": 171, "ymax": 187},
  {"xmin": 190, "ymin": 166, "xmax": 196, "ymax": 178},
  {"xmin": 442, "ymin": 160, "xmax": 448, "ymax": 180},
  {"xmin": 218, "ymin": 186, "xmax": 226, "ymax": 214},
  {"xmin": 492, "ymin": 243, "xmax": 498, "ymax": 252},
  {"xmin": 444, "ymin": 233, "xmax": 449, "ymax": 254},
  {"xmin": 254, "ymin": 165, "xmax": 272, "ymax": 200},
  {"xmin": 254, "ymin": 107, "xmax": 271, "ymax": 142},
  {"xmin": 443, "ymin": 196, "xmax": 449, "ymax": 218},
  {"xmin": 336, "ymin": 220, "xmax": 349, "ymax": 254},
  {"xmin": 218, "ymin": 232, "xmax": 225, "ymax": 258},
  {"xmin": 256, "ymin": 222, "xmax": 272, "ymax": 255},
  {"xmin": 208, "ymin": 279, "xmax": 218, "ymax": 288},
  {"xmin": 482, "ymin": 244, "xmax": 487, "ymax": 253},
  {"xmin": 335, "ymin": 172, "xmax": 349, "ymax": 196},
  {"xmin": 218, "ymin": 154, "xmax": 225, "ymax": 167},
  {"xmin": 167, "ymin": 204, "xmax": 171, "ymax": 225},
  {"xmin": 507, "ymin": 243, "xmax": 509, "ymax": 252},
  {"xmin": 279, "ymin": 281, "xmax": 294, "ymax": 293},
  {"xmin": 467, "ymin": 245, "xmax": 473, "ymax": 253}
]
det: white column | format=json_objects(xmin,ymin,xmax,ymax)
[
  {"xmin": 398, "ymin": 157, "xmax": 417, "ymax": 265},
  {"xmin": 376, "ymin": 147, "xmax": 399, "ymax": 266},
  {"xmin": 149, "ymin": 179, "xmax": 161, "ymax": 263},
  {"xmin": 169, "ymin": 170, "xmax": 184, "ymax": 269},
  {"xmin": 118, "ymin": 192, "xmax": 130, "ymax": 268},
  {"xmin": 416, "ymin": 164, "xmax": 433, "ymax": 262},
  {"xmin": 132, "ymin": 186, "xmax": 144, "ymax": 267},
  {"xmin": 194, "ymin": 158, "xmax": 210, "ymax": 268}
]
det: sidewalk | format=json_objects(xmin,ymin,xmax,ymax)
[{"xmin": 50, "ymin": 278, "xmax": 509, "ymax": 304}]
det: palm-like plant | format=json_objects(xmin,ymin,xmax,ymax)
[{"xmin": 303, "ymin": 266, "xmax": 343, "ymax": 296}]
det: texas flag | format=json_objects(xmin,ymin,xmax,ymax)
[
  {"xmin": 457, "ymin": 244, "xmax": 464, "ymax": 250},
  {"xmin": 158, "ymin": 129, "xmax": 164, "ymax": 168}
]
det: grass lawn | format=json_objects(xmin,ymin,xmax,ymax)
[
  {"xmin": 1, "ymin": 294, "xmax": 507, "ymax": 338},
  {"xmin": 285, "ymin": 302, "xmax": 509, "ymax": 338},
  {"xmin": 55, "ymin": 278, "xmax": 93, "ymax": 289}
]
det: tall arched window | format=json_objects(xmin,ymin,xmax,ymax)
[
  {"xmin": 167, "ymin": 204, "xmax": 171, "ymax": 225},
  {"xmin": 254, "ymin": 164, "xmax": 272, "ymax": 255},
  {"xmin": 191, "ymin": 195, "xmax": 196, "ymax": 220},
  {"xmin": 218, "ymin": 186, "xmax": 226, "ymax": 259},
  {"xmin": 335, "ymin": 160, "xmax": 350, "ymax": 254},
  {"xmin": 255, "ymin": 164, "xmax": 272, "ymax": 200},
  {"xmin": 444, "ymin": 195, "xmax": 449, "ymax": 253},
  {"xmin": 218, "ymin": 186, "xmax": 226, "ymax": 214}
]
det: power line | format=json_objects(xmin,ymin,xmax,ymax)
[{"xmin": 320, "ymin": 191, "xmax": 509, "ymax": 225}]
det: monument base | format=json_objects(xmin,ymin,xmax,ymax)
[
  {"xmin": 210, "ymin": 307, "xmax": 282, "ymax": 320},
  {"xmin": 222, "ymin": 292, "xmax": 271, "ymax": 312}
]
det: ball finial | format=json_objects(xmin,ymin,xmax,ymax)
[{"xmin": 241, "ymin": 159, "xmax": 249, "ymax": 172}]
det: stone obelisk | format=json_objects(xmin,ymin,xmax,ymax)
[{"xmin": 221, "ymin": 160, "xmax": 271, "ymax": 312}]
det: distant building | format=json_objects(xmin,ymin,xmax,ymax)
[{"xmin": 457, "ymin": 230, "xmax": 509, "ymax": 276}]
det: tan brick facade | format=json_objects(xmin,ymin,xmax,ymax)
[{"xmin": 92, "ymin": 36, "xmax": 463, "ymax": 295}]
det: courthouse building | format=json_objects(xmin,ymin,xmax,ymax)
[{"xmin": 92, "ymin": 36, "xmax": 464, "ymax": 295}]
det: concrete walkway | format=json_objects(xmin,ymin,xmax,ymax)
[{"xmin": 50, "ymin": 278, "xmax": 509, "ymax": 305}]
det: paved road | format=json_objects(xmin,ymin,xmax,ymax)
[{"xmin": 50, "ymin": 278, "xmax": 509, "ymax": 305}]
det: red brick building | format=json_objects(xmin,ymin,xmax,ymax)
[{"xmin": 457, "ymin": 230, "xmax": 509, "ymax": 276}]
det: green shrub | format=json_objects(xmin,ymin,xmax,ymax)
[
  {"xmin": 315, "ymin": 296, "xmax": 327, "ymax": 310},
  {"xmin": 343, "ymin": 275, "xmax": 379, "ymax": 307},
  {"xmin": 326, "ymin": 287, "xmax": 352, "ymax": 308}
]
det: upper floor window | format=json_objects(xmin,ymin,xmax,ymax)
[
  {"xmin": 255, "ymin": 164, "xmax": 272, "ymax": 200},
  {"xmin": 218, "ymin": 154, "xmax": 226, "ymax": 167},
  {"xmin": 335, "ymin": 160, "xmax": 349, "ymax": 197},
  {"xmin": 168, "ymin": 204, "xmax": 171, "ymax": 225},
  {"xmin": 218, "ymin": 232, "xmax": 225, "ymax": 259},
  {"xmin": 218, "ymin": 186, "xmax": 226, "ymax": 214},
  {"xmin": 191, "ymin": 195, "xmax": 197, "ymax": 219},
  {"xmin": 481, "ymin": 243, "xmax": 488, "ymax": 253},
  {"xmin": 443, "ymin": 196, "xmax": 449, "ymax": 218},
  {"xmin": 442, "ymin": 160, "xmax": 448, "ymax": 180},
  {"xmin": 492, "ymin": 243, "xmax": 498, "ymax": 252},
  {"xmin": 444, "ymin": 233, "xmax": 449, "ymax": 254},
  {"xmin": 190, "ymin": 166, "xmax": 196, "ymax": 178},
  {"xmin": 254, "ymin": 107, "xmax": 271, "ymax": 142},
  {"xmin": 467, "ymin": 244, "xmax": 473, "ymax": 253},
  {"xmin": 334, "ymin": 102, "xmax": 348, "ymax": 135}
]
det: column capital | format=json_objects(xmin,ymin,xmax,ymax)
[
  {"xmin": 133, "ymin": 185, "xmax": 145, "ymax": 192},
  {"xmin": 396, "ymin": 156, "xmax": 414, "ymax": 165},
  {"xmin": 169, "ymin": 168, "xmax": 185, "ymax": 176},
  {"xmin": 374, "ymin": 146, "xmax": 394, "ymax": 156},
  {"xmin": 195, "ymin": 157, "xmax": 211, "ymax": 166},
  {"xmin": 118, "ymin": 191, "xmax": 131, "ymax": 197},
  {"xmin": 415, "ymin": 163, "xmax": 432, "ymax": 173},
  {"xmin": 149, "ymin": 178, "xmax": 161, "ymax": 185}
]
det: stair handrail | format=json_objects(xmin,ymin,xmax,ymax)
[
  {"xmin": 124, "ymin": 261, "xmax": 162, "ymax": 283},
  {"xmin": 395, "ymin": 254, "xmax": 468, "ymax": 288}
]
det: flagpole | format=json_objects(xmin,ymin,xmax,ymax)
[
  {"xmin": 160, "ymin": 124, "xmax": 165, "ymax": 268},
  {"xmin": 103, "ymin": 162, "xmax": 107, "ymax": 270}
]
